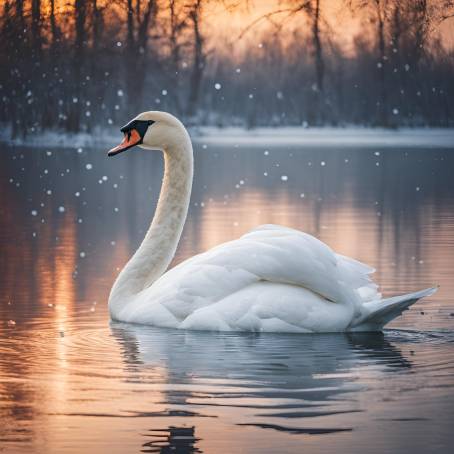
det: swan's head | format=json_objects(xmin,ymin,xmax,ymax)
[{"xmin": 107, "ymin": 111, "xmax": 186, "ymax": 157}]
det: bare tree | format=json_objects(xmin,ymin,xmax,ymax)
[
  {"xmin": 125, "ymin": 0, "xmax": 158, "ymax": 113},
  {"xmin": 49, "ymin": 0, "xmax": 61, "ymax": 50},
  {"xmin": 239, "ymin": 0, "xmax": 326, "ymax": 123},
  {"xmin": 66, "ymin": 0, "xmax": 88, "ymax": 132},
  {"xmin": 166, "ymin": 0, "xmax": 187, "ymax": 115},
  {"xmin": 31, "ymin": 0, "xmax": 42, "ymax": 55},
  {"xmin": 186, "ymin": 0, "xmax": 206, "ymax": 117},
  {"xmin": 15, "ymin": 0, "xmax": 25, "ymax": 31},
  {"xmin": 375, "ymin": 0, "xmax": 388, "ymax": 126},
  {"xmin": 348, "ymin": 0, "xmax": 389, "ymax": 126},
  {"xmin": 312, "ymin": 0, "xmax": 324, "ymax": 92}
]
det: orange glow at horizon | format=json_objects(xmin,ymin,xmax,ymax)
[{"xmin": 33, "ymin": 0, "xmax": 454, "ymax": 53}]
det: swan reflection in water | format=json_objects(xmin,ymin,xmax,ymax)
[
  {"xmin": 141, "ymin": 426, "xmax": 201, "ymax": 454},
  {"xmin": 110, "ymin": 324, "xmax": 412, "ymax": 451}
]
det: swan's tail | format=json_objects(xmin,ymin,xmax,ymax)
[{"xmin": 350, "ymin": 287, "xmax": 438, "ymax": 332}]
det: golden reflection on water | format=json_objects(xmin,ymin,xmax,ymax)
[
  {"xmin": 188, "ymin": 189, "xmax": 298, "ymax": 251},
  {"xmin": 0, "ymin": 196, "xmax": 169, "ymax": 450}
]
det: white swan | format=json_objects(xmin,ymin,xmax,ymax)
[{"xmin": 107, "ymin": 111, "xmax": 436, "ymax": 333}]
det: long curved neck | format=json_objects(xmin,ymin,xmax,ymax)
[{"xmin": 109, "ymin": 133, "xmax": 193, "ymax": 306}]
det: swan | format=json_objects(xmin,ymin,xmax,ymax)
[{"xmin": 107, "ymin": 111, "xmax": 437, "ymax": 333}]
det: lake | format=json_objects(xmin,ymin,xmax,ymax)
[{"xmin": 1, "ymin": 137, "xmax": 454, "ymax": 453}]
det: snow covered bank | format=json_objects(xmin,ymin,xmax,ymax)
[
  {"xmin": 0, "ymin": 129, "xmax": 118, "ymax": 150},
  {"xmin": 1, "ymin": 126, "xmax": 453, "ymax": 149},
  {"xmin": 194, "ymin": 127, "xmax": 454, "ymax": 148}
]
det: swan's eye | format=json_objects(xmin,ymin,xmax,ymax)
[{"xmin": 127, "ymin": 130, "xmax": 131, "ymax": 141}]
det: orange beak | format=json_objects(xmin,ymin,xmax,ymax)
[{"xmin": 108, "ymin": 129, "xmax": 142, "ymax": 157}]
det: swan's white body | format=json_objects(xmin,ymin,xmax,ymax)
[{"xmin": 108, "ymin": 111, "xmax": 436, "ymax": 333}]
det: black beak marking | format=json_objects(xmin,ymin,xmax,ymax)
[
  {"xmin": 107, "ymin": 119, "xmax": 155, "ymax": 157},
  {"xmin": 120, "ymin": 119, "xmax": 155, "ymax": 141}
]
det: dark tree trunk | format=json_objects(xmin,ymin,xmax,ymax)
[
  {"xmin": 375, "ymin": 0, "xmax": 388, "ymax": 127},
  {"xmin": 68, "ymin": 0, "xmax": 87, "ymax": 132},
  {"xmin": 14, "ymin": 0, "xmax": 28, "ymax": 137},
  {"xmin": 15, "ymin": 0, "xmax": 25, "ymax": 30},
  {"xmin": 92, "ymin": 0, "xmax": 103, "ymax": 52},
  {"xmin": 187, "ymin": 0, "xmax": 205, "ymax": 117},
  {"xmin": 137, "ymin": 1, "xmax": 154, "ymax": 48},
  {"xmin": 125, "ymin": 0, "xmax": 155, "ymax": 114},
  {"xmin": 41, "ymin": 0, "xmax": 61, "ymax": 129},
  {"xmin": 31, "ymin": 0, "xmax": 42, "ymax": 54},
  {"xmin": 88, "ymin": 0, "xmax": 104, "ymax": 131},
  {"xmin": 125, "ymin": 0, "xmax": 136, "ymax": 112},
  {"xmin": 127, "ymin": 0, "xmax": 134, "ymax": 50},
  {"xmin": 312, "ymin": 0, "xmax": 324, "ymax": 92},
  {"xmin": 49, "ymin": 0, "xmax": 60, "ymax": 49},
  {"xmin": 1, "ymin": 1, "xmax": 18, "ymax": 138},
  {"xmin": 412, "ymin": 0, "xmax": 428, "ymax": 65},
  {"xmin": 168, "ymin": 0, "xmax": 183, "ymax": 115},
  {"xmin": 310, "ymin": 0, "xmax": 325, "ymax": 124}
]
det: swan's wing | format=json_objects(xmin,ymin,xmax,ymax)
[
  {"xmin": 123, "ymin": 224, "xmax": 379, "ymax": 326},
  {"xmin": 232, "ymin": 224, "xmax": 377, "ymax": 305},
  {"xmin": 335, "ymin": 254, "xmax": 381, "ymax": 302}
]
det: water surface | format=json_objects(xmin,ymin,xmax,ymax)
[{"xmin": 1, "ymin": 140, "xmax": 454, "ymax": 453}]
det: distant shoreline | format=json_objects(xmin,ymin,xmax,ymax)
[{"xmin": 1, "ymin": 126, "xmax": 454, "ymax": 149}]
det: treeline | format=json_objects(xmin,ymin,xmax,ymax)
[{"xmin": 1, "ymin": 0, "xmax": 453, "ymax": 138}]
